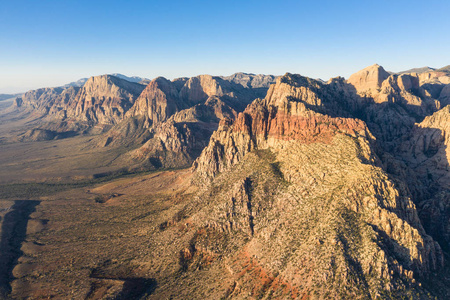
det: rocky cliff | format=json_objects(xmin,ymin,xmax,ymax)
[
  {"xmin": 14, "ymin": 75, "xmax": 145, "ymax": 126},
  {"xmin": 347, "ymin": 64, "xmax": 390, "ymax": 97},
  {"xmin": 126, "ymin": 73, "xmax": 275, "ymax": 126},
  {"xmin": 99, "ymin": 74, "xmax": 274, "ymax": 170},
  {"xmin": 221, "ymin": 72, "xmax": 277, "ymax": 89},
  {"xmin": 186, "ymin": 72, "xmax": 444, "ymax": 298},
  {"xmin": 398, "ymin": 106, "xmax": 450, "ymax": 251}
]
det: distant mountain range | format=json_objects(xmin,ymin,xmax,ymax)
[
  {"xmin": 0, "ymin": 93, "xmax": 22, "ymax": 101},
  {"xmin": 398, "ymin": 65, "xmax": 450, "ymax": 74},
  {"xmin": 62, "ymin": 73, "xmax": 151, "ymax": 88}
]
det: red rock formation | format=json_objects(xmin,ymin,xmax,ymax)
[
  {"xmin": 194, "ymin": 76, "xmax": 371, "ymax": 182},
  {"xmin": 126, "ymin": 77, "xmax": 181, "ymax": 125}
]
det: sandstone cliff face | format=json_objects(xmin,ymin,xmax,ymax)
[
  {"xmin": 6, "ymin": 66, "xmax": 450, "ymax": 298},
  {"xmin": 14, "ymin": 75, "xmax": 145, "ymax": 126},
  {"xmin": 126, "ymin": 74, "xmax": 267, "ymax": 124},
  {"xmin": 125, "ymin": 96, "xmax": 238, "ymax": 170},
  {"xmin": 66, "ymin": 75, "xmax": 145, "ymax": 125},
  {"xmin": 342, "ymin": 67, "xmax": 445, "ymax": 153},
  {"xmin": 347, "ymin": 64, "xmax": 390, "ymax": 97},
  {"xmin": 125, "ymin": 77, "xmax": 182, "ymax": 125},
  {"xmin": 439, "ymin": 84, "xmax": 450, "ymax": 106},
  {"xmin": 187, "ymin": 73, "xmax": 443, "ymax": 298},
  {"xmin": 111, "ymin": 74, "xmax": 272, "ymax": 169},
  {"xmin": 398, "ymin": 106, "xmax": 450, "ymax": 250},
  {"xmin": 15, "ymin": 87, "xmax": 70, "ymax": 113}
]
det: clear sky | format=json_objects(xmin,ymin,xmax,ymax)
[{"xmin": 1, "ymin": 0, "xmax": 449, "ymax": 93}]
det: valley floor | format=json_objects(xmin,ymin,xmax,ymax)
[{"xmin": 0, "ymin": 168, "xmax": 197, "ymax": 299}]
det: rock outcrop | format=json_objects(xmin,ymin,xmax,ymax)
[
  {"xmin": 398, "ymin": 106, "xmax": 450, "ymax": 250},
  {"xmin": 108, "ymin": 74, "xmax": 272, "ymax": 169},
  {"xmin": 125, "ymin": 77, "xmax": 182, "ymax": 125},
  {"xmin": 14, "ymin": 75, "xmax": 145, "ymax": 126},
  {"xmin": 5, "ymin": 65, "xmax": 450, "ymax": 299},
  {"xmin": 65, "ymin": 75, "xmax": 145, "ymax": 125},
  {"xmin": 220, "ymin": 72, "xmax": 277, "ymax": 89},
  {"xmin": 124, "ymin": 96, "xmax": 238, "ymax": 170},
  {"xmin": 347, "ymin": 64, "xmax": 390, "ymax": 97},
  {"xmin": 187, "ymin": 72, "xmax": 443, "ymax": 298}
]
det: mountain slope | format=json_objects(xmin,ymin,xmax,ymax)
[
  {"xmin": 14, "ymin": 75, "xmax": 146, "ymax": 127},
  {"xmin": 183, "ymin": 73, "xmax": 444, "ymax": 298}
]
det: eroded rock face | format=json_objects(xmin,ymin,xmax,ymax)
[
  {"xmin": 398, "ymin": 106, "xmax": 450, "ymax": 250},
  {"xmin": 67, "ymin": 75, "xmax": 145, "ymax": 125},
  {"xmin": 14, "ymin": 75, "xmax": 145, "ymax": 126},
  {"xmin": 188, "ymin": 72, "xmax": 443, "ymax": 298},
  {"xmin": 125, "ymin": 96, "xmax": 238, "ymax": 170},
  {"xmin": 7, "ymin": 65, "xmax": 450, "ymax": 299},
  {"xmin": 126, "ymin": 77, "xmax": 182, "ymax": 125},
  {"xmin": 220, "ymin": 72, "xmax": 277, "ymax": 89},
  {"xmin": 439, "ymin": 84, "xmax": 450, "ymax": 106},
  {"xmin": 14, "ymin": 87, "xmax": 72, "ymax": 114},
  {"xmin": 109, "ymin": 75, "xmax": 273, "ymax": 169},
  {"xmin": 347, "ymin": 64, "xmax": 390, "ymax": 97},
  {"xmin": 194, "ymin": 73, "xmax": 370, "ymax": 181}
]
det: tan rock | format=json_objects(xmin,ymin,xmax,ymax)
[{"xmin": 347, "ymin": 64, "xmax": 390, "ymax": 96}]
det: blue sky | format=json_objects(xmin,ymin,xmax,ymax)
[{"xmin": 1, "ymin": 0, "xmax": 449, "ymax": 93}]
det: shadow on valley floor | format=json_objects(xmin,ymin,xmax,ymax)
[
  {"xmin": 0, "ymin": 200, "xmax": 40, "ymax": 298},
  {"xmin": 87, "ymin": 261, "xmax": 157, "ymax": 300}
]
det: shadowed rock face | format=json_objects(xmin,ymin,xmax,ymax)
[
  {"xmin": 126, "ymin": 73, "xmax": 276, "ymax": 126},
  {"xmin": 125, "ymin": 77, "xmax": 182, "ymax": 125},
  {"xmin": 398, "ymin": 106, "xmax": 450, "ymax": 250}
]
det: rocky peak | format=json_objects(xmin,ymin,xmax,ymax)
[
  {"xmin": 13, "ymin": 75, "xmax": 145, "ymax": 126},
  {"xmin": 347, "ymin": 64, "xmax": 390, "ymax": 96},
  {"xmin": 264, "ymin": 73, "xmax": 325, "ymax": 108},
  {"xmin": 126, "ymin": 77, "xmax": 183, "ymax": 125},
  {"xmin": 193, "ymin": 79, "xmax": 370, "ymax": 182},
  {"xmin": 378, "ymin": 74, "xmax": 420, "ymax": 99},
  {"xmin": 66, "ymin": 75, "xmax": 145, "ymax": 125},
  {"xmin": 14, "ymin": 87, "xmax": 64, "ymax": 110},
  {"xmin": 180, "ymin": 75, "xmax": 225, "ymax": 105},
  {"xmin": 80, "ymin": 75, "xmax": 144, "ymax": 99},
  {"xmin": 398, "ymin": 105, "xmax": 450, "ymax": 250},
  {"xmin": 220, "ymin": 72, "xmax": 277, "ymax": 88},
  {"xmin": 190, "ymin": 71, "xmax": 443, "ymax": 298}
]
